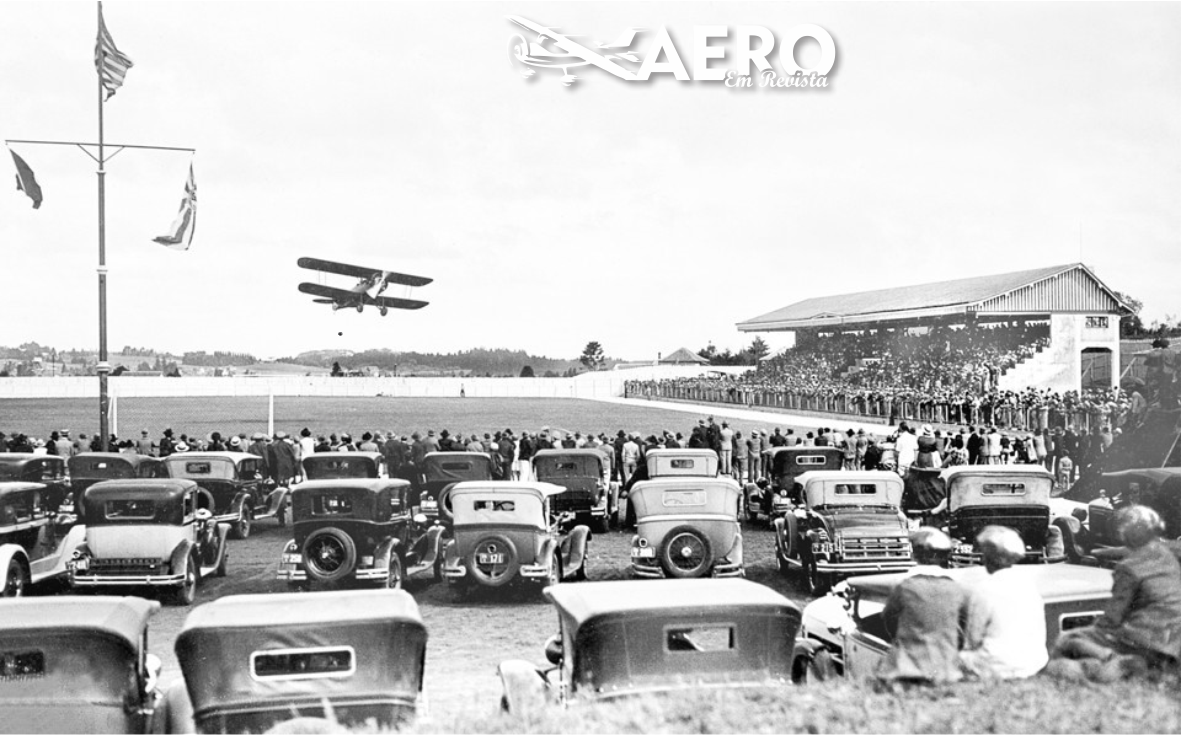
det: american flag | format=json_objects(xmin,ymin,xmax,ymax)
[{"xmin": 95, "ymin": 3, "xmax": 134, "ymax": 100}]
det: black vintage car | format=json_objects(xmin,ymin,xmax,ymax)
[
  {"xmin": 532, "ymin": 449, "xmax": 617, "ymax": 533},
  {"xmin": 1054, "ymin": 467, "xmax": 1181, "ymax": 565},
  {"xmin": 0, "ymin": 454, "xmax": 70, "ymax": 514},
  {"xmin": 277, "ymin": 479, "xmax": 445, "ymax": 590},
  {"xmin": 417, "ymin": 451, "xmax": 495, "ymax": 521},
  {"xmin": 302, "ymin": 451, "xmax": 385, "ymax": 480},
  {"xmin": 67, "ymin": 453, "xmax": 165, "ymax": 518},
  {"xmin": 163, "ymin": 452, "xmax": 289, "ymax": 539},
  {"xmin": 745, "ymin": 446, "xmax": 844, "ymax": 523}
]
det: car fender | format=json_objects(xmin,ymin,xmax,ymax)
[
  {"xmin": 170, "ymin": 539, "xmax": 196, "ymax": 576},
  {"xmin": 210, "ymin": 523, "xmax": 231, "ymax": 564},
  {"xmin": 441, "ymin": 538, "xmax": 458, "ymax": 566},
  {"xmin": 0, "ymin": 544, "xmax": 30, "ymax": 589},
  {"xmin": 230, "ymin": 490, "xmax": 250, "ymax": 516},
  {"xmin": 374, "ymin": 536, "xmax": 400, "ymax": 569},
  {"xmin": 559, "ymin": 525, "xmax": 590, "ymax": 576},
  {"xmin": 497, "ymin": 659, "xmax": 552, "ymax": 714},
  {"xmin": 264, "ymin": 485, "xmax": 289, "ymax": 515},
  {"xmin": 40, "ymin": 524, "xmax": 88, "ymax": 581}
]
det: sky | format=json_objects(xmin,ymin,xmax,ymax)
[{"xmin": 0, "ymin": 1, "xmax": 1178, "ymax": 361}]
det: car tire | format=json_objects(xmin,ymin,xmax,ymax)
[
  {"xmin": 805, "ymin": 555, "xmax": 831, "ymax": 596},
  {"xmin": 1, "ymin": 558, "xmax": 28, "ymax": 598},
  {"xmin": 592, "ymin": 515, "xmax": 610, "ymax": 535},
  {"xmin": 232, "ymin": 506, "xmax": 252, "ymax": 540},
  {"xmin": 467, "ymin": 534, "xmax": 520, "ymax": 588},
  {"xmin": 793, "ymin": 649, "xmax": 837, "ymax": 684},
  {"xmin": 302, "ymin": 527, "xmax": 358, "ymax": 583},
  {"xmin": 384, "ymin": 550, "xmax": 404, "ymax": 590},
  {"xmin": 170, "ymin": 558, "xmax": 198, "ymax": 606},
  {"xmin": 660, "ymin": 526, "xmax": 713, "ymax": 579}
]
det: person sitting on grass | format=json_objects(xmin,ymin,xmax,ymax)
[
  {"xmin": 959, "ymin": 526, "xmax": 1048, "ymax": 679},
  {"xmin": 1048, "ymin": 505, "xmax": 1181, "ymax": 682},
  {"xmin": 876, "ymin": 528, "xmax": 968, "ymax": 687}
]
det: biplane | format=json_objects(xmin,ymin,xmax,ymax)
[{"xmin": 297, "ymin": 257, "xmax": 432, "ymax": 316}]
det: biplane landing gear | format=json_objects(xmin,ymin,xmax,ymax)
[
  {"xmin": 379, "ymin": 306, "xmax": 389, "ymax": 317},
  {"xmin": 355, "ymin": 303, "xmax": 364, "ymax": 313},
  {"xmin": 331, "ymin": 303, "xmax": 340, "ymax": 311}
]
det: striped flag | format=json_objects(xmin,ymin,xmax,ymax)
[
  {"xmin": 9, "ymin": 150, "xmax": 43, "ymax": 209},
  {"xmin": 95, "ymin": 4, "xmax": 134, "ymax": 100},
  {"xmin": 153, "ymin": 165, "xmax": 197, "ymax": 251}
]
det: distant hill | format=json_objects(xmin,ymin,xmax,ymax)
[{"xmin": 278, "ymin": 348, "xmax": 589, "ymax": 377}]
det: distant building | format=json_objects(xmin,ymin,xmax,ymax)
[{"xmin": 658, "ymin": 347, "xmax": 710, "ymax": 365}]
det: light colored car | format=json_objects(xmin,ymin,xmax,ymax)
[
  {"xmin": 792, "ymin": 564, "xmax": 1113, "ymax": 683},
  {"xmin": 440, "ymin": 481, "xmax": 589, "ymax": 598},
  {"xmin": 942, "ymin": 465, "xmax": 1065, "ymax": 566},
  {"xmin": 0, "ymin": 481, "xmax": 87, "ymax": 596},
  {"xmin": 629, "ymin": 477, "xmax": 743, "ymax": 579},
  {"xmin": 498, "ymin": 579, "xmax": 800, "ymax": 712}
]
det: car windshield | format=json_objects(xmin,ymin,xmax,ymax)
[{"xmin": 166, "ymin": 457, "xmax": 235, "ymax": 480}]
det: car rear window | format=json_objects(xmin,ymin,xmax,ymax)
[
  {"xmin": 669, "ymin": 459, "xmax": 697, "ymax": 469},
  {"xmin": 662, "ymin": 490, "xmax": 706, "ymax": 507},
  {"xmin": 251, "ymin": 647, "xmax": 354, "ymax": 680},
  {"xmin": 835, "ymin": 483, "xmax": 879, "ymax": 495},
  {"xmin": 312, "ymin": 495, "xmax": 354, "ymax": 515},
  {"xmin": 1060, "ymin": 611, "xmax": 1104, "ymax": 632},
  {"xmin": 664, "ymin": 625, "xmax": 735, "ymax": 653},
  {"xmin": 796, "ymin": 455, "xmax": 829, "ymax": 466},
  {"xmin": 474, "ymin": 500, "xmax": 516, "ymax": 512},
  {"xmin": 0, "ymin": 650, "xmax": 45, "ymax": 679},
  {"xmin": 104, "ymin": 499, "xmax": 155, "ymax": 520},
  {"xmin": 982, "ymin": 483, "xmax": 1027, "ymax": 496}
]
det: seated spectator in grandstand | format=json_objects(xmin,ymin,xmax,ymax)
[
  {"xmin": 1050, "ymin": 505, "xmax": 1181, "ymax": 681},
  {"xmin": 959, "ymin": 526, "xmax": 1048, "ymax": 679}
]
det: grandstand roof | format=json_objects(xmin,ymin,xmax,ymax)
[
  {"xmin": 737, "ymin": 263, "xmax": 1127, "ymax": 332},
  {"xmin": 660, "ymin": 347, "xmax": 709, "ymax": 364}
]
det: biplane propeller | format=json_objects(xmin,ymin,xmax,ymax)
[{"xmin": 297, "ymin": 257, "xmax": 432, "ymax": 316}]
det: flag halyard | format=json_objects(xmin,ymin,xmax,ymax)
[
  {"xmin": 95, "ymin": 5, "xmax": 134, "ymax": 100},
  {"xmin": 153, "ymin": 164, "xmax": 197, "ymax": 251}
]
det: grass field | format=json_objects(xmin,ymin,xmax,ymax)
[{"xmin": 0, "ymin": 396, "xmax": 836, "ymax": 445}]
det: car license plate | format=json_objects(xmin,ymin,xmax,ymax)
[
  {"xmin": 814, "ymin": 542, "xmax": 835, "ymax": 554},
  {"xmin": 68, "ymin": 558, "xmax": 89, "ymax": 572},
  {"xmin": 631, "ymin": 547, "xmax": 656, "ymax": 558},
  {"xmin": 282, "ymin": 553, "xmax": 302, "ymax": 565},
  {"xmin": 477, "ymin": 553, "xmax": 505, "ymax": 564}
]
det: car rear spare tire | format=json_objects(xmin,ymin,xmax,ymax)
[
  {"xmin": 302, "ymin": 527, "xmax": 358, "ymax": 582},
  {"xmin": 660, "ymin": 526, "xmax": 712, "ymax": 578},
  {"xmin": 466, "ymin": 534, "xmax": 520, "ymax": 588}
]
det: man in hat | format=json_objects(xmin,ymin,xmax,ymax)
[
  {"xmin": 158, "ymin": 428, "xmax": 175, "ymax": 458},
  {"xmin": 268, "ymin": 431, "xmax": 298, "ymax": 486},
  {"xmin": 53, "ymin": 431, "xmax": 75, "ymax": 458},
  {"xmin": 137, "ymin": 430, "xmax": 155, "ymax": 456},
  {"xmin": 299, "ymin": 428, "xmax": 316, "ymax": 461}
]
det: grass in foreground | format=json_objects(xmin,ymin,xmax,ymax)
[{"xmin": 399, "ymin": 672, "xmax": 1181, "ymax": 735}]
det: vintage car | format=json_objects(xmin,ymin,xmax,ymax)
[
  {"xmin": 629, "ymin": 476, "xmax": 743, "ymax": 579},
  {"xmin": 943, "ymin": 465, "xmax": 1065, "ymax": 566},
  {"xmin": 302, "ymin": 451, "xmax": 385, "ymax": 480},
  {"xmin": 772, "ymin": 471, "xmax": 913, "ymax": 594},
  {"xmin": 645, "ymin": 448, "xmax": 720, "ymax": 478},
  {"xmin": 163, "ymin": 451, "xmax": 288, "ymax": 539},
  {"xmin": 417, "ymin": 451, "xmax": 496, "ymax": 521},
  {"xmin": 746, "ymin": 446, "xmax": 844, "ymax": 523},
  {"xmin": 1052, "ymin": 467, "xmax": 1181, "ymax": 565},
  {"xmin": 0, "ymin": 481, "xmax": 87, "ymax": 596},
  {"xmin": 532, "ymin": 449, "xmax": 618, "ymax": 532},
  {"xmin": 440, "ymin": 481, "xmax": 589, "ymax": 598},
  {"xmin": 0, "ymin": 453, "xmax": 70, "ymax": 514},
  {"xmin": 497, "ymin": 579, "xmax": 799, "ymax": 712},
  {"xmin": 171, "ymin": 589, "xmax": 426, "ymax": 733},
  {"xmin": 67, "ymin": 453, "xmax": 165, "ymax": 520},
  {"xmin": 68, "ymin": 479, "xmax": 231, "ymax": 606},
  {"xmin": 277, "ymin": 478, "xmax": 444, "ymax": 590},
  {"xmin": 0, "ymin": 596, "xmax": 165, "ymax": 733},
  {"xmin": 792, "ymin": 564, "xmax": 1113, "ymax": 683}
]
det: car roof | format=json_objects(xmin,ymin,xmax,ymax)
[
  {"xmin": 304, "ymin": 451, "xmax": 383, "ymax": 461},
  {"xmin": 424, "ymin": 451, "xmax": 491, "ymax": 459},
  {"xmin": 545, "ymin": 579, "xmax": 796, "ymax": 627},
  {"xmin": 796, "ymin": 470, "xmax": 903, "ymax": 485},
  {"xmin": 848, "ymin": 564, "xmax": 1113, "ymax": 601},
  {"xmin": 69, "ymin": 452, "xmax": 156, "ymax": 465},
  {"xmin": 0, "ymin": 453, "xmax": 63, "ymax": 465},
  {"xmin": 84, "ymin": 478, "xmax": 196, "ymax": 500},
  {"xmin": 179, "ymin": 589, "xmax": 422, "ymax": 631},
  {"xmin": 0, "ymin": 481, "xmax": 47, "ymax": 501},
  {"xmin": 449, "ymin": 480, "xmax": 566, "ymax": 497},
  {"xmin": 163, "ymin": 451, "xmax": 260, "ymax": 462},
  {"xmin": 294, "ymin": 478, "xmax": 411, "ymax": 493},
  {"xmin": 941, "ymin": 465, "xmax": 1053, "ymax": 481},
  {"xmin": 631, "ymin": 476, "xmax": 739, "ymax": 490},
  {"xmin": 533, "ymin": 448, "xmax": 609, "ymax": 460},
  {"xmin": 0, "ymin": 596, "xmax": 158, "ymax": 646},
  {"xmin": 644, "ymin": 448, "xmax": 717, "ymax": 458}
]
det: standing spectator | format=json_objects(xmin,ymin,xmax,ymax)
[
  {"xmin": 53, "ymin": 431, "xmax": 75, "ymax": 457},
  {"xmin": 517, "ymin": 431, "xmax": 536, "ymax": 481},
  {"xmin": 967, "ymin": 426, "xmax": 983, "ymax": 466},
  {"xmin": 621, "ymin": 434, "xmax": 640, "ymax": 486},
  {"xmin": 612, "ymin": 431, "xmax": 626, "ymax": 483},
  {"xmin": 158, "ymin": 429, "xmax": 175, "ymax": 458},
  {"xmin": 299, "ymin": 428, "xmax": 316, "ymax": 462},
  {"xmin": 842, "ymin": 429, "xmax": 857, "ymax": 470},
  {"xmin": 358, "ymin": 432, "xmax": 379, "ymax": 453},
  {"xmin": 136, "ymin": 429, "xmax": 155, "ymax": 456},
  {"xmin": 894, "ymin": 424, "xmax": 919, "ymax": 476},
  {"xmin": 267, "ymin": 431, "xmax": 298, "ymax": 487},
  {"xmin": 855, "ymin": 429, "xmax": 869, "ymax": 470},
  {"xmin": 706, "ymin": 417, "xmax": 722, "ymax": 457},
  {"xmin": 959, "ymin": 526, "xmax": 1048, "ymax": 679},
  {"xmin": 498, "ymin": 430, "xmax": 517, "ymax": 480},
  {"xmin": 1062, "ymin": 426, "xmax": 1080, "ymax": 483},
  {"xmin": 759, "ymin": 430, "xmax": 771, "ymax": 479},
  {"xmin": 876, "ymin": 528, "xmax": 968, "ymax": 686},
  {"xmin": 733, "ymin": 431, "xmax": 748, "ymax": 483},
  {"xmin": 1033, "ymin": 430, "xmax": 1048, "ymax": 469},
  {"xmin": 719, "ymin": 422, "xmax": 734, "ymax": 475}
]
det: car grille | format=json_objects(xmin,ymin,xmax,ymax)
[
  {"xmin": 840, "ymin": 537, "xmax": 911, "ymax": 559},
  {"xmin": 89, "ymin": 558, "xmax": 166, "ymax": 571}
]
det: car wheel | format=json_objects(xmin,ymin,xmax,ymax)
[
  {"xmin": 302, "ymin": 528, "xmax": 358, "ymax": 583},
  {"xmin": 170, "ymin": 559, "xmax": 198, "ymax": 606},
  {"xmin": 793, "ymin": 649, "xmax": 837, "ymax": 685},
  {"xmin": 805, "ymin": 555, "xmax": 831, "ymax": 596},
  {"xmin": 1, "ymin": 558, "xmax": 28, "ymax": 598},
  {"xmin": 592, "ymin": 515, "xmax": 610, "ymax": 535},
  {"xmin": 467, "ymin": 534, "xmax": 520, "ymax": 588},
  {"xmin": 385, "ymin": 550, "xmax": 404, "ymax": 590},
  {"xmin": 660, "ymin": 526, "xmax": 712, "ymax": 579},
  {"xmin": 232, "ymin": 506, "xmax": 252, "ymax": 540}
]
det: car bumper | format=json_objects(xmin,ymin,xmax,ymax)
[
  {"xmin": 71, "ymin": 572, "xmax": 185, "ymax": 587},
  {"xmin": 518, "ymin": 564, "xmax": 550, "ymax": 580},
  {"xmin": 630, "ymin": 560, "xmax": 743, "ymax": 579},
  {"xmin": 814, "ymin": 559, "xmax": 915, "ymax": 575}
]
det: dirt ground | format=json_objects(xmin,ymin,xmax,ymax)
[{"xmin": 123, "ymin": 515, "xmax": 808, "ymax": 720}]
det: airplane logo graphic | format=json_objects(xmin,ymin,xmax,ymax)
[{"xmin": 507, "ymin": 16, "xmax": 643, "ymax": 87}]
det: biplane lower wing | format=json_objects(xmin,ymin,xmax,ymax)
[
  {"xmin": 298, "ymin": 282, "xmax": 428, "ymax": 310},
  {"xmin": 297, "ymin": 257, "xmax": 433, "ymax": 287}
]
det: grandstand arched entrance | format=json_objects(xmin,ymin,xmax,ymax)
[{"xmin": 1081, "ymin": 347, "xmax": 1113, "ymax": 391}]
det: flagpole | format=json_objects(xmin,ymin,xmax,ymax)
[{"xmin": 96, "ymin": 0, "xmax": 111, "ymax": 452}]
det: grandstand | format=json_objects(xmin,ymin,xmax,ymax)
[{"xmin": 736, "ymin": 263, "xmax": 1128, "ymax": 394}]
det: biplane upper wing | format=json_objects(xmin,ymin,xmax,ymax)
[{"xmin": 297, "ymin": 257, "xmax": 433, "ymax": 287}]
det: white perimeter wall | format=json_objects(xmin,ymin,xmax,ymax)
[{"xmin": 0, "ymin": 365, "xmax": 752, "ymax": 400}]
